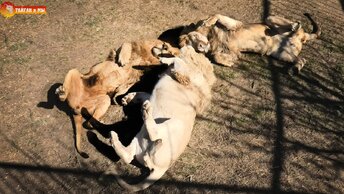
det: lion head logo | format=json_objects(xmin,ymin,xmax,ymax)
[{"xmin": 1, "ymin": 2, "xmax": 15, "ymax": 18}]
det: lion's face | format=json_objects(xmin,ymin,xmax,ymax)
[
  {"xmin": 179, "ymin": 31, "xmax": 210, "ymax": 53},
  {"xmin": 6, "ymin": 5, "xmax": 13, "ymax": 14}
]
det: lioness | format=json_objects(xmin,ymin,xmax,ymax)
[
  {"xmin": 55, "ymin": 40, "xmax": 179, "ymax": 157},
  {"xmin": 180, "ymin": 13, "xmax": 321, "ymax": 73},
  {"xmin": 106, "ymin": 46, "xmax": 216, "ymax": 192}
]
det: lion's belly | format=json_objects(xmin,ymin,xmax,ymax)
[
  {"xmin": 234, "ymin": 37, "xmax": 270, "ymax": 53},
  {"xmin": 238, "ymin": 40, "xmax": 261, "ymax": 52},
  {"xmin": 231, "ymin": 27, "xmax": 270, "ymax": 53},
  {"xmin": 153, "ymin": 118, "xmax": 193, "ymax": 167},
  {"xmin": 150, "ymin": 76, "xmax": 198, "ymax": 119},
  {"xmin": 150, "ymin": 75, "xmax": 197, "ymax": 154}
]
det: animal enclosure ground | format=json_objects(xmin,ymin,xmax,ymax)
[{"xmin": 0, "ymin": 0, "xmax": 343, "ymax": 193}]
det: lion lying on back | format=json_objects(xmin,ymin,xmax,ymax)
[
  {"xmin": 180, "ymin": 13, "xmax": 321, "ymax": 74},
  {"xmin": 55, "ymin": 40, "xmax": 179, "ymax": 157},
  {"xmin": 105, "ymin": 46, "xmax": 216, "ymax": 192}
]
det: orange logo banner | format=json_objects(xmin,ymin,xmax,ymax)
[{"xmin": 0, "ymin": 1, "xmax": 46, "ymax": 18}]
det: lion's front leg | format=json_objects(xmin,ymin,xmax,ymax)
[
  {"xmin": 212, "ymin": 51, "xmax": 240, "ymax": 67},
  {"xmin": 121, "ymin": 92, "xmax": 151, "ymax": 106},
  {"xmin": 161, "ymin": 56, "xmax": 191, "ymax": 85},
  {"xmin": 290, "ymin": 57, "xmax": 306, "ymax": 75},
  {"xmin": 271, "ymin": 50, "xmax": 306, "ymax": 75},
  {"xmin": 152, "ymin": 43, "xmax": 179, "ymax": 58},
  {"xmin": 204, "ymin": 14, "xmax": 243, "ymax": 31},
  {"xmin": 116, "ymin": 42, "xmax": 132, "ymax": 66},
  {"xmin": 171, "ymin": 69, "xmax": 190, "ymax": 86},
  {"xmin": 142, "ymin": 100, "xmax": 161, "ymax": 141}
]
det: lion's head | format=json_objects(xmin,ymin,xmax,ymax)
[{"xmin": 179, "ymin": 31, "xmax": 210, "ymax": 53}]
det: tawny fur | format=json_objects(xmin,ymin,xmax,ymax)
[
  {"xmin": 56, "ymin": 39, "xmax": 179, "ymax": 157},
  {"xmin": 180, "ymin": 13, "xmax": 321, "ymax": 73}
]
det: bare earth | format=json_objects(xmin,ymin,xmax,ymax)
[{"xmin": 0, "ymin": 0, "xmax": 343, "ymax": 193}]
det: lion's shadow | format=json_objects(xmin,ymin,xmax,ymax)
[{"xmin": 37, "ymin": 83, "xmax": 73, "ymax": 115}]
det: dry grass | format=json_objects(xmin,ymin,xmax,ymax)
[{"xmin": 0, "ymin": 0, "xmax": 343, "ymax": 193}]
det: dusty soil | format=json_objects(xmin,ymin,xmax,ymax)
[{"xmin": 0, "ymin": 0, "xmax": 343, "ymax": 193}]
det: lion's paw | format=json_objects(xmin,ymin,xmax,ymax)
[
  {"xmin": 121, "ymin": 92, "xmax": 136, "ymax": 106},
  {"xmin": 233, "ymin": 21, "xmax": 244, "ymax": 30},
  {"xmin": 55, "ymin": 86, "xmax": 67, "ymax": 101},
  {"xmin": 295, "ymin": 58, "xmax": 306, "ymax": 71},
  {"xmin": 289, "ymin": 58, "xmax": 307, "ymax": 75},
  {"xmin": 142, "ymin": 100, "xmax": 152, "ymax": 120},
  {"xmin": 109, "ymin": 131, "xmax": 119, "ymax": 146},
  {"xmin": 171, "ymin": 70, "xmax": 190, "ymax": 86},
  {"xmin": 55, "ymin": 85, "xmax": 64, "ymax": 94},
  {"xmin": 117, "ymin": 56, "xmax": 129, "ymax": 67},
  {"xmin": 291, "ymin": 21, "xmax": 301, "ymax": 31}
]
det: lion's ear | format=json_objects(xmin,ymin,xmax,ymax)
[
  {"xmin": 301, "ymin": 36, "xmax": 306, "ymax": 43},
  {"xmin": 301, "ymin": 34, "xmax": 310, "ymax": 43},
  {"xmin": 179, "ymin": 34, "xmax": 190, "ymax": 48},
  {"xmin": 106, "ymin": 49, "xmax": 116, "ymax": 61}
]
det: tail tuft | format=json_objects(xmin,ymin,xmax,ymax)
[{"xmin": 303, "ymin": 13, "xmax": 321, "ymax": 37}]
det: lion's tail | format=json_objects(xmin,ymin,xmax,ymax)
[
  {"xmin": 303, "ymin": 13, "xmax": 321, "ymax": 40},
  {"xmin": 107, "ymin": 167, "xmax": 167, "ymax": 192}
]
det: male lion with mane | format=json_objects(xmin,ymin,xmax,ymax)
[{"xmin": 180, "ymin": 13, "xmax": 321, "ymax": 74}]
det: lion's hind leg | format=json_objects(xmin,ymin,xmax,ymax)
[
  {"xmin": 143, "ymin": 139, "xmax": 162, "ymax": 170},
  {"xmin": 84, "ymin": 95, "xmax": 111, "ymax": 128},
  {"xmin": 55, "ymin": 85, "xmax": 67, "ymax": 101},
  {"xmin": 56, "ymin": 69, "xmax": 82, "ymax": 101},
  {"xmin": 265, "ymin": 15, "xmax": 300, "ymax": 34},
  {"xmin": 110, "ymin": 131, "xmax": 137, "ymax": 164}
]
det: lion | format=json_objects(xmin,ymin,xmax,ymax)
[
  {"xmin": 180, "ymin": 13, "xmax": 321, "ymax": 74},
  {"xmin": 104, "ymin": 46, "xmax": 216, "ymax": 192},
  {"xmin": 55, "ymin": 40, "xmax": 179, "ymax": 157}
]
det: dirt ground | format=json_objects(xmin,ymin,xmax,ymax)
[{"xmin": 0, "ymin": 0, "xmax": 343, "ymax": 193}]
